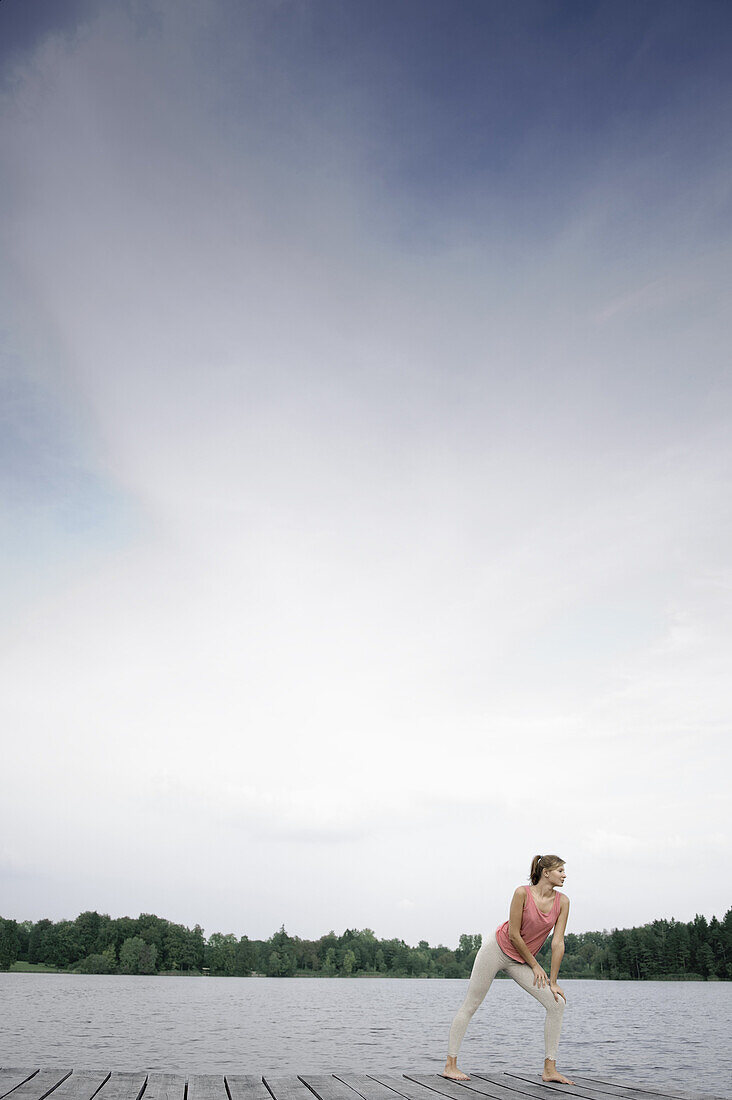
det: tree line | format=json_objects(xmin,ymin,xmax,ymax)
[{"xmin": 0, "ymin": 908, "xmax": 729, "ymax": 979}]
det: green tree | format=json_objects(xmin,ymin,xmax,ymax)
[
  {"xmin": 707, "ymin": 916, "xmax": 725, "ymax": 979},
  {"xmin": 266, "ymin": 925, "xmax": 296, "ymax": 975},
  {"xmin": 119, "ymin": 936, "xmax": 158, "ymax": 974},
  {"xmin": 206, "ymin": 932, "xmax": 238, "ymax": 976},
  {"xmin": 721, "ymin": 908, "xmax": 732, "ymax": 978},
  {"xmin": 7, "ymin": 906, "xmax": 732, "ymax": 981},
  {"xmin": 191, "ymin": 924, "xmax": 206, "ymax": 971},
  {"xmin": 699, "ymin": 943, "xmax": 717, "ymax": 979},
  {"xmin": 456, "ymin": 932, "xmax": 481, "ymax": 974},
  {"xmin": 74, "ymin": 911, "xmax": 105, "ymax": 957},
  {"xmin": 111, "ymin": 916, "xmax": 140, "ymax": 955},
  {"xmin": 267, "ymin": 951, "xmax": 285, "ymax": 976},
  {"xmin": 137, "ymin": 913, "xmax": 168, "ymax": 959},
  {"xmin": 46, "ymin": 921, "xmax": 83, "ymax": 968},
  {"xmin": 435, "ymin": 950, "xmax": 461, "ymax": 978},
  {"xmin": 323, "ymin": 947, "xmax": 337, "ymax": 975},
  {"xmin": 163, "ymin": 923, "xmax": 195, "ymax": 971},
  {"xmin": 341, "ymin": 949, "xmax": 357, "ymax": 975},
  {"xmin": 408, "ymin": 949, "xmax": 430, "ymax": 976},
  {"xmin": 28, "ymin": 919, "xmax": 54, "ymax": 965},
  {"xmin": 102, "ymin": 944, "xmax": 117, "ymax": 969},
  {"xmin": 77, "ymin": 952, "xmax": 117, "ymax": 974},
  {"xmin": 16, "ymin": 920, "xmax": 33, "ymax": 962},
  {"xmin": 457, "ymin": 933, "xmax": 482, "ymax": 956},
  {"xmin": 354, "ymin": 929, "xmax": 378, "ymax": 971},
  {"xmin": 295, "ymin": 939, "xmax": 320, "ymax": 973},
  {"xmin": 235, "ymin": 935, "xmax": 255, "ymax": 976},
  {"xmin": 0, "ymin": 919, "xmax": 21, "ymax": 970}
]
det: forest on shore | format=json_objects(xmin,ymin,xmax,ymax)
[{"xmin": 1, "ymin": 907, "xmax": 729, "ymax": 980}]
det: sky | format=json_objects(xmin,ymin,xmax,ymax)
[{"xmin": 1, "ymin": 0, "xmax": 731, "ymax": 949}]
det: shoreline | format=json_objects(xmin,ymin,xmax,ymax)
[{"xmin": 6, "ymin": 965, "xmax": 727, "ymax": 981}]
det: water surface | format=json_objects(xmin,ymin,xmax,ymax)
[{"xmin": 2, "ymin": 975, "xmax": 729, "ymax": 1097}]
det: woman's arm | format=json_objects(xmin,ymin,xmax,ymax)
[
  {"xmin": 549, "ymin": 895, "xmax": 570, "ymax": 1001},
  {"xmin": 508, "ymin": 887, "xmax": 549, "ymax": 987}
]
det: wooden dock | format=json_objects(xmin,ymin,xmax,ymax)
[{"xmin": 0, "ymin": 1069, "xmax": 722, "ymax": 1100}]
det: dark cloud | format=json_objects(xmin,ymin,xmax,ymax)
[
  {"xmin": 0, "ymin": 0, "xmax": 96, "ymax": 76},
  {"xmin": 201, "ymin": 0, "xmax": 732, "ymax": 226}
]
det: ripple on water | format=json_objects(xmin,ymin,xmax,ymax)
[{"xmin": 0, "ymin": 975, "xmax": 729, "ymax": 1095}]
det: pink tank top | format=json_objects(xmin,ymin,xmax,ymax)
[{"xmin": 495, "ymin": 886, "xmax": 562, "ymax": 962}]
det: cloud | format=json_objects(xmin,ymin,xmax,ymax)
[
  {"xmin": 581, "ymin": 828, "xmax": 729, "ymax": 867},
  {"xmin": 592, "ymin": 270, "xmax": 708, "ymax": 325},
  {"xmin": 0, "ymin": 2, "xmax": 731, "ymax": 939},
  {"xmin": 141, "ymin": 773, "xmax": 378, "ymax": 844},
  {"xmin": 583, "ymin": 830, "xmax": 653, "ymax": 858}
]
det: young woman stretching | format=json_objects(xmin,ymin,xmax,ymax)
[{"xmin": 444, "ymin": 854, "xmax": 574, "ymax": 1085}]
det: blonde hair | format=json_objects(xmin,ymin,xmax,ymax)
[{"xmin": 529, "ymin": 853, "xmax": 564, "ymax": 885}]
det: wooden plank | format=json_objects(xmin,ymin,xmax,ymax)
[
  {"xmin": 495, "ymin": 1075, "xmax": 722, "ymax": 1100},
  {"xmin": 409, "ymin": 1074, "xmax": 548, "ymax": 1100},
  {"xmin": 48, "ymin": 1073, "xmax": 110, "ymax": 1100},
  {"xmin": 0, "ymin": 1071, "xmax": 719, "ymax": 1100},
  {"xmin": 141, "ymin": 1076, "xmax": 185, "ymax": 1100},
  {"xmin": 480, "ymin": 1074, "xmax": 633, "ymax": 1100},
  {"xmin": 262, "ymin": 1079, "xmax": 315, "ymax": 1100},
  {"xmin": 468, "ymin": 1080, "xmax": 534, "ymax": 1099},
  {"xmin": 226, "ymin": 1077, "xmax": 272, "ymax": 1100},
  {"xmin": 562, "ymin": 1083, "xmax": 646, "ymax": 1098},
  {"xmin": 403, "ymin": 1075, "xmax": 528, "ymax": 1100},
  {"xmin": 300, "ymin": 1078, "xmax": 363, "ymax": 1100},
  {"xmin": 3, "ymin": 1071, "xmax": 72, "ymax": 1100},
  {"xmin": 405, "ymin": 1072, "xmax": 635, "ymax": 1100},
  {"xmin": 0, "ymin": 1072, "xmax": 40, "ymax": 1100},
  {"xmin": 188, "ymin": 1078, "xmax": 228, "ymax": 1100},
  {"xmin": 404, "ymin": 1075, "xmax": 484, "ymax": 1098},
  {"xmin": 470, "ymin": 1072, "xmax": 571, "ymax": 1100},
  {"xmin": 473, "ymin": 1073, "xmax": 604, "ymax": 1100},
  {"xmin": 569, "ymin": 1078, "xmax": 724, "ymax": 1100},
  {"xmin": 93, "ymin": 1075, "xmax": 147, "ymax": 1100},
  {"xmin": 426, "ymin": 1072, "xmax": 546, "ymax": 1100},
  {"xmin": 501, "ymin": 1078, "xmax": 717, "ymax": 1100},
  {"xmin": 367, "ymin": 1078, "xmax": 456, "ymax": 1100},
  {"xmin": 334, "ymin": 1078, "xmax": 405, "ymax": 1100},
  {"xmin": 435, "ymin": 1073, "xmax": 545, "ymax": 1100}
]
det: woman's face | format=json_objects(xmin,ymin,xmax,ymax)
[{"xmin": 546, "ymin": 863, "xmax": 566, "ymax": 887}]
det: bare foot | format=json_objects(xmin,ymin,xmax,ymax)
[
  {"xmin": 443, "ymin": 1056, "xmax": 470, "ymax": 1081},
  {"xmin": 542, "ymin": 1061, "xmax": 575, "ymax": 1085}
]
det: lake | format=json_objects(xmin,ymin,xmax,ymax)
[{"xmin": 2, "ymin": 974, "xmax": 730, "ymax": 1097}]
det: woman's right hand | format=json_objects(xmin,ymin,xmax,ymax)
[{"xmin": 532, "ymin": 964, "xmax": 548, "ymax": 988}]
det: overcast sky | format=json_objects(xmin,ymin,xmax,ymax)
[{"xmin": 1, "ymin": 0, "xmax": 731, "ymax": 949}]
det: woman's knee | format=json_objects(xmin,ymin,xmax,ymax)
[
  {"xmin": 546, "ymin": 994, "xmax": 565, "ymax": 1019},
  {"xmin": 463, "ymin": 993, "xmax": 486, "ymax": 1016}
]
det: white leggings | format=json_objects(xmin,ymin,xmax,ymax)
[{"xmin": 448, "ymin": 934, "xmax": 565, "ymax": 1059}]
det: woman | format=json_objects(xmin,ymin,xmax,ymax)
[{"xmin": 443, "ymin": 854, "xmax": 574, "ymax": 1085}]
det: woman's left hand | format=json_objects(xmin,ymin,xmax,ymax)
[{"xmin": 550, "ymin": 982, "xmax": 567, "ymax": 1003}]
